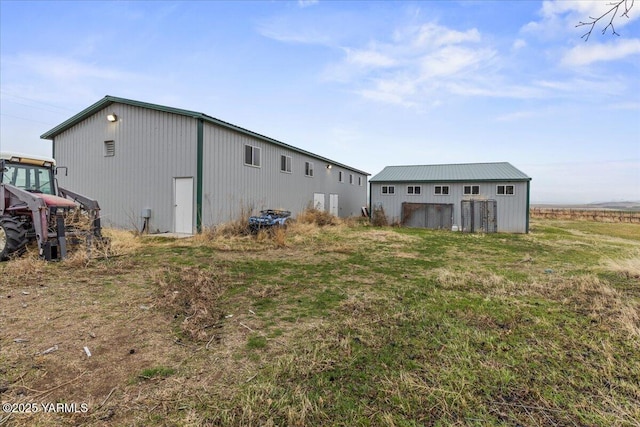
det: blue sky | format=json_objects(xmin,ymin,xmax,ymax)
[{"xmin": 1, "ymin": 0, "xmax": 638, "ymax": 203}]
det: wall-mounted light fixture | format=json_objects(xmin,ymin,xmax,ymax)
[
  {"xmin": 107, "ymin": 113, "xmax": 118, "ymax": 122},
  {"xmin": 326, "ymin": 164, "xmax": 332, "ymax": 169}
]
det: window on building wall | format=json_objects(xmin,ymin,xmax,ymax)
[
  {"xmin": 338, "ymin": 171, "xmax": 343, "ymax": 182},
  {"xmin": 305, "ymin": 161, "xmax": 314, "ymax": 177},
  {"xmin": 280, "ymin": 155, "xmax": 292, "ymax": 173},
  {"xmin": 381, "ymin": 185, "xmax": 395, "ymax": 195},
  {"xmin": 358, "ymin": 176, "xmax": 363, "ymax": 186},
  {"xmin": 349, "ymin": 174, "xmax": 354, "ymax": 184},
  {"xmin": 407, "ymin": 185, "xmax": 421, "ymax": 195},
  {"xmin": 464, "ymin": 185, "xmax": 480, "ymax": 195},
  {"xmin": 434, "ymin": 185, "xmax": 449, "ymax": 195},
  {"xmin": 104, "ymin": 140, "xmax": 115, "ymax": 157},
  {"xmin": 497, "ymin": 185, "xmax": 515, "ymax": 195},
  {"xmin": 244, "ymin": 145, "xmax": 261, "ymax": 167}
]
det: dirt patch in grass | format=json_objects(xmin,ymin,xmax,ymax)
[
  {"xmin": 0, "ymin": 265, "xmax": 182, "ymax": 425},
  {"xmin": 153, "ymin": 266, "xmax": 230, "ymax": 341}
]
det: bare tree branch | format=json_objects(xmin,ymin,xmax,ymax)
[{"xmin": 576, "ymin": 0, "xmax": 634, "ymax": 41}]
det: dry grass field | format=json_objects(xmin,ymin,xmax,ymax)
[
  {"xmin": 1, "ymin": 213, "xmax": 639, "ymax": 426},
  {"xmin": 530, "ymin": 208, "xmax": 640, "ymax": 223}
]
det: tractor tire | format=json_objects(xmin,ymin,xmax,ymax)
[{"xmin": 0, "ymin": 216, "xmax": 28, "ymax": 261}]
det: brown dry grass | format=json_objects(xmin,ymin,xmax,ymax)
[
  {"xmin": 433, "ymin": 267, "xmax": 640, "ymax": 339},
  {"xmin": 604, "ymin": 256, "xmax": 640, "ymax": 279},
  {"xmin": 296, "ymin": 208, "xmax": 341, "ymax": 226},
  {"xmin": 191, "ymin": 208, "xmax": 360, "ymax": 253}
]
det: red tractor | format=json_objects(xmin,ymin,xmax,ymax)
[{"xmin": 0, "ymin": 152, "xmax": 106, "ymax": 261}]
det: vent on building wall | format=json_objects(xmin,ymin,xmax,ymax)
[{"xmin": 104, "ymin": 140, "xmax": 115, "ymax": 157}]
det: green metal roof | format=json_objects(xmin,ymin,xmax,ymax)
[
  {"xmin": 369, "ymin": 162, "xmax": 531, "ymax": 183},
  {"xmin": 40, "ymin": 95, "xmax": 369, "ymax": 176}
]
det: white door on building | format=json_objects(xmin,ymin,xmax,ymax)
[
  {"xmin": 329, "ymin": 194, "xmax": 339, "ymax": 216},
  {"xmin": 174, "ymin": 177, "xmax": 194, "ymax": 234},
  {"xmin": 313, "ymin": 193, "xmax": 325, "ymax": 211}
]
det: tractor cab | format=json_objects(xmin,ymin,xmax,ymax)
[
  {"xmin": 1, "ymin": 152, "xmax": 76, "ymax": 209},
  {"xmin": 1, "ymin": 153, "xmax": 56, "ymax": 195}
]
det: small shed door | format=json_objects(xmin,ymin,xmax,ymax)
[
  {"xmin": 461, "ymin": 200, "xmax": 497, "ymax": 233},
  {"xmin": 314, "ymin": 193, "xmax": 325, "ymax": 211},
  {"xmin": 329, "ymin": 194, "xmax": 339, "ymax": 216},
  {"xmin": 174, "ymin": 177, "xmax": 194, "ymax": 234}
]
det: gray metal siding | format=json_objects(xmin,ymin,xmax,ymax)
[
  {"xmin": 202, "ymin": 122, "xmax": 367, "ymax": 225},
  {"xmin": 371, "ymin": 181, "xmax": 528, "ymax": 233},
  {"xmin": 54, "ymin": 101, "xmax": 367, "ymax": 232},
  {"xmin": 54, "ymin": 104, "xmax": 197, "ymax": 232}
]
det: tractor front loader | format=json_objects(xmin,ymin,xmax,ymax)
[{"xmin": 0, "ymin": 152, "xmax": 107, "ymax": 261}]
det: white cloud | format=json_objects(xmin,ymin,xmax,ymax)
[
  {"xmin": 5, "ymin": 53, "xmax": 140, "ymax": 82},
  {"xmin": 495, "ymin": 110, "xmax": 538, "ymax": 122},
  {"xmin": 344, "ymin": 47, "xmax": 397, "ymax": 68},
  {"xmin": 265, "ymin": 4, "xmax": 638, "ymax": 109},
  {"xmin": 562, "ymin": 39, "xmax": 640, "ymax": 66},
  {"xmin": 523, "ymin": 0, "xmax": 638, "ymax": 39},
  {"xmin": 0, "ymin": 52, "xmax": 164, "ymax": 118},
  {"xmin": 321, "ymin": 22, "xmax": 506, "ymax": 107},
  {"xmin": 533, "ymin": 77, "xmax": 627, "ymax": 98},
  {"xmin": 512, "ymin": 39, "xmax": 527, "ymax": 50},
  {"xmin": 256, "ymin": 13, "xmax": 336, "ymax": 45},
  {"xmin": 395, "ymin": 23, "xmax": 481, "ymax": 48},
  {"xmin": 606, "ymin": 101, "xmax": 640, "ymax": 110},
  {"xmin": 298, "ymin": 0, "xmax": 318, "ymax": 8},
  {"xmin": 358, "ymin": 76, "xmax": 419, "ymax": 107},
  {"xmin": 419, "ymin": 46, "xmax": 494, "ymax": 78}
]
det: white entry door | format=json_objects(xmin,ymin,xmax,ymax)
[
  {"xmin": 174, "ymin": 177, "xmax": 194, "ymax": 234},
  {"xmin": 313, "ymin": 193, "xmax": 325, "ymax": 211},
  {"xmin": 329, "ymin": 194, "xmax": 339, "ymax": 216}
]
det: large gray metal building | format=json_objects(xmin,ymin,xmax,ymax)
[
  {"xmin": 369, "ymin": 163, "xmax": 531, "ymax": 233},
  {"xmin": 41, "ymin": 96, "xmax": 369, "ymax": 234}
]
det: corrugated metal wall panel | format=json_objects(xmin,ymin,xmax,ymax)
[
  {"xmin": 54, "ymin": 104, "xmax": 197, "ymax": 232},
  {"xmin": 202, "ymin": 123, "xmax": 367, "ymax": 226}
]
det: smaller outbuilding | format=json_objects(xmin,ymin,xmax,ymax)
[{"xmin": 369, "ymin": 162, "xmax": 532, "ymax": 233}]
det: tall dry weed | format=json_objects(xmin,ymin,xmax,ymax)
[
  {"xmin": 272, "ymin": 226, "xmax": 288, "ymax": 248},
  {"xmin": 296, "ymin": 208, "xmax": 340, "ymax": 226},
  {"xmin": 371, "ymin": 206, "xmax": 388, "ymax": 227},
  {"xmin": 102, "ymin": 228, "xmax": 142, "ymax": 256}
]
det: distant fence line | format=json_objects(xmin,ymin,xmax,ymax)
[{"xmin": 530, "ymin": 208, "xmax": 640, "ymax": 223}]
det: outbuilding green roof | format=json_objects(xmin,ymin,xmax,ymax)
[
  {"xmin": 41, "ymin": 95, "xmax": 369, "ymax": 176},
  {"xmin": 369, "ymin": 162, "xmax": 531, "ymax": 183}
]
